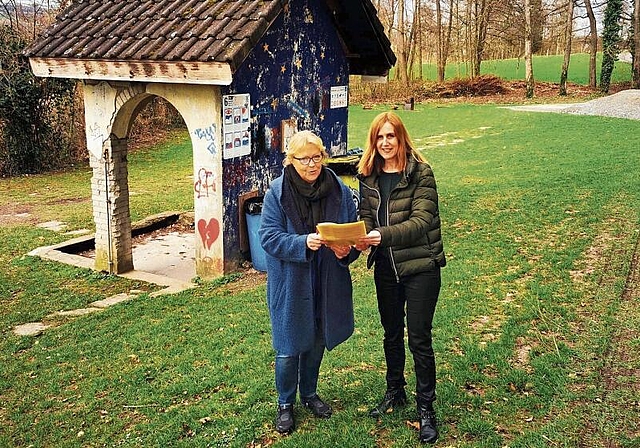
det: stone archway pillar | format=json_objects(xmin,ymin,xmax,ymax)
[
  {"xmin": 83, "ymin": 81, "xmax": 226, "ymax": 279},
  {"xmin": 88, "ymin": 136, "xmax": 133, "ymax": 273},
  {"xmin": 84, "ymin": 81, "xmax": 138, "ymax": 274}
]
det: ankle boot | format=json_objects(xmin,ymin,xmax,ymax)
[
  {"xmin": 369, "ymin": 388, "xmax": 407, "ymax": 417},
  {"xmin": 275, "ymin": 404, "xmax": 295, "ymax": 434},
  {"xmin": 418, "ymin": 405, "xmax": 438, "ymax": 444}
]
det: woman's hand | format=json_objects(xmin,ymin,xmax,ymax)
[
  {"xmin": 358, "ymin": 230, "xmax": 381, "ymax": 247},
  {"xmin": 306, "ymin": 233, "xmax": 325, "ymax": 251},
  {"xmin": 328, "ymin": 244, "xmax": 351, "ymax": 259}
]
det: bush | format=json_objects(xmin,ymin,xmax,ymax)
[
  {"xmin": 349, "ymin": 75, "xmax": 507, "ymax": 105},
  {"xmin": 0, "ymin": 25, "xmax": 77, "ymax": 176}
]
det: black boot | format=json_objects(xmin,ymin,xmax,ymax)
[
  {"xmin": 275, "ymin": 404, "xmax": 295, "ymax": 434},
  {"xmin": 418, "ymin": 404, "xmax": 438, "ymax": 444},
  {"xmin": 301, "ymin": 394, "xmax": 333, "ymax": 418},
  {"xmin": 369, "ymin": 388, "xmax": 407, "ymax": 417}
]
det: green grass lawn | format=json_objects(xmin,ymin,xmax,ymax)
[
  {"xmin": 1, "ymin": 105, "xmax": 639, "ymax": 447},
  {"xmin": 414, "ymin": 53, "xmax": 632, "ymax": 85}
]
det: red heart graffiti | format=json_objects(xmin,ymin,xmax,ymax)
[{"xmin": 197, "ymin": 218, "xmax": 220, "ymax": 250}]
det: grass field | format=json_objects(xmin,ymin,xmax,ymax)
[
  {"xmin": 414, "ymin": 53, "xmax": 632, "ymax": 85},
  {"xmin": 1, "ymin": 104, "xmax": 639, "ymax": 447}
]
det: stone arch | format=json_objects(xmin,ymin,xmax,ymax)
[{"xmin": 84, "ymin": 81, "xmax": 224, "ymax": 278}]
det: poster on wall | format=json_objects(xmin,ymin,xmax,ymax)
[
  {"xmin": 330, "ymin": 86, "xmax": 348, "ymax": 109},
  {"xmin": 222, "ymin": 94, "xmax": 251, "ymax": 159}
]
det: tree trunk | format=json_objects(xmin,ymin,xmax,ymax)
[
  {"xmin": 471, "ymin": 0, "xmax": 492, "ymax": 78},
  {"xmin": 584, "ymin": 0, "xmax": 598, "ymax": 87},
  {"xmin": 559, "ymin": 0, "xmax": 574, "ymax": 95},
  {"xmin": 435, "ymin": 0, "xmax": 454, "ymax": 82},
  {"xmin": 407, "ymin": 0, "xmax": 419, "ymax": 80},
  {"xmin": 531, "ymin": 0, "xmax": 544, "ymax": 53},
  {"xmin": 417, "ymin": 0, "xmax": 423, "ymax": 80},
  {"xmin": 524, "ymin": 0, "xmax": 535, "ymax": 98},
  {"xmin": 634, "ymin": 0, "xmax": 640, "ymax": 88},
  {"xmin": 398, "ymin": 0, "xmax": 409, "ymax": 84},
  {"xmin": 472, "ymin": 0, "xmax": 483, "ymax": 77},
  {"xmin": 436, "ymin": 0, "xmax": 445, "ymax": 82}
]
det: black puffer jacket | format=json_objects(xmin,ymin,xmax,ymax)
[{"xmin": 358, "ymin": 157, "xmax": 446, "ymax": 280}]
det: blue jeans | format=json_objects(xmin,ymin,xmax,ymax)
[
  {"xmin": 374, "ymin": 257, "xmax": 441, "ymax": 405},
  {"xmin": 275, "ymin": 332, "xmax": 326, "ymax": 405}
]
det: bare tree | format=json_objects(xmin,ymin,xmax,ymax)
[
  {"xmin": 531, "ymin": 0, "xmax": 544, "ymax": 53},
  {"xmin": 633, "ymin": 0, "xmax": 640, "ymax": 87},
  {"xmin": 1, "ymin": 0, "xmax": 22, "ymax": 32},
  {"xmin": 436, "ymin": 0, "xmax": 454, "ymax": 81},
  {"xmin": 372, "ymin": 0, "xmax": 620, "ymax": 88},
  {"xmin": 415, "ymin": 0, "xmax": 424, "ymax": 80},
  {"xmin": 524, "ymin": 0, "xmax": 535, "ymax": 97},
  {"xmin": 559, "ymin": 0, "xmax": 575, "ymax": 94},
  {"xmin": 407, "ymin": 0, "xmax": 420, "ymax": 79},
  {"xmin": 469, "ymin": 0, "xmax": 498, "ymax": 77},
  {"xmin": 583, "ymin": 0, "xmax": 599, "ymax": 87},
  {"xmin": 397, "ymin": 0, "xmax": 410, "ymax": 83}
]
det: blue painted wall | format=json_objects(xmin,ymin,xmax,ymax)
[{"xmin": 221, "ymin": 0, "xmax": 351, "ymax": 265}]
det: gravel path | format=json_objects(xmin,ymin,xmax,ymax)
[{"xmin": 506, "ymin": 89, "xmax": 640, "ymax": 120}]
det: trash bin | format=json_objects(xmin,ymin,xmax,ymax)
[{"xmin": 244, "ymin": 196, "xmax": 267, "ymax": 272}]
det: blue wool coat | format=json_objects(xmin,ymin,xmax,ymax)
[{"xmin": 259, "ymin": 168, "xmax": 359, "ymax": 355}]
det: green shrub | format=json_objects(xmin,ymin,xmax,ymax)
[{"xmin": 0, "ymin": 25, "xmax": 77, "ymax": 176}]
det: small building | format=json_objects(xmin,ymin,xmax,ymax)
[{"xmin": 24, "ymin": 0, "xmax": 395, "ymax": 279}]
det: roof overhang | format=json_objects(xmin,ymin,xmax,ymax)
[{"xmin": 28, "ymin": 58, "xmax": 233, "ymax": 85}]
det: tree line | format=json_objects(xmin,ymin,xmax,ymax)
[
  {"xmin": 376, "ymin": 0, "xmax": 640, "ymax": 95},
  {"xmin": 1, "ymin": 0, "xmax": 639, "ymax": 176}
]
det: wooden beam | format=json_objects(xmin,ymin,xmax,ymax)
[{"xmin": 28, "ymin": 58, "xmax": 233, "ymax": 85}]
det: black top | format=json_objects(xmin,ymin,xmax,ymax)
[{"xmin": 378, "ymin": 171, "xmax": 401, "ymax": 226}]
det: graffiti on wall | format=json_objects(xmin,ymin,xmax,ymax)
[
  {"xmin": 198, "ymin": 218, "xmax": 220, "ymax": 250},
  {"xmin": 194, "ymin": 124, "xmax": 218, "ymax": 156},
  {"xmin": 194, "ymin": 167, "xmax": 217, "ymax": 198}
]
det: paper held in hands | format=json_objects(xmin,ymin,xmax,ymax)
[{"xmin": 316, "ymin": 221, "xmax": 367, "ymax": 246}]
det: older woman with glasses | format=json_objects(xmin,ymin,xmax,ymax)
[{"xmin": 259, "ymin": 130, "xmax": 360, "ymax": 434}]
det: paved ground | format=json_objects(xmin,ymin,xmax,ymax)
[
  {"xmin": 29, "ymin": 218, "xmax": 198, "ymax": 291},
  {"xmin": 129, "ymin": 230, "xmax": 196, "ymax": 283},
  {"xmin": 505, "ymin": 89, "xmax": 640, "ymax": 120}
]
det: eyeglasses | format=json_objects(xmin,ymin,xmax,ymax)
[{"xmin": 293, "ymin": 154, "xmax": 324, "ymax": 165}]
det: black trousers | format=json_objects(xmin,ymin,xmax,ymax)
[{"xmin": 374, "ymin": 256, "xmax": 441, "ymax": 405}]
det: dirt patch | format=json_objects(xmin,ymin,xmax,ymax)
[
  {"xmin": 570, "ymin": 223, "xmax": 640, "ymax": 445},
  {"xmin": 218, "ymin": 268, "xmax": 267, "ymax": 295},
  {"xmin": 602, "ymin": 236, "xmax": 640, "ymax": 393},
  {"xmin": 45, "ymin": 197, "xmax": 90, "ymax": 206},
  {"xmin": 0, "ymin": 204, "xmax": 37, "ymax": 226}
]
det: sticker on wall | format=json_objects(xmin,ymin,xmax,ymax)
[
  {"xmin": 222, "ymin": 94, "xmax": 251, "ymax": 159},
  {"xmin": 330, "ymin": 86, "xmax": 348, "ymax": 109},
  {"xmin": 281, "ymin": 119, "xmax": 298, "ymax": 153}
]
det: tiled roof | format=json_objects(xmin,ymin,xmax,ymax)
[
  {"xmin": 24, "ymin": 0, "xmax": 395, "ymax": 76},
  {"xmin": 24, "ymin": 0, "xmax": 283, "ymax": 72}
]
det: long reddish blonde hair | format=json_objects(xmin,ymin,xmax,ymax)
[{"xmin": 357, "ymin": 111, "xmax": 425, "ymax": 176}]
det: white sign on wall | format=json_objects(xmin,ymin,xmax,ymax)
[
  {"xmin": 330, "ymin": 86, "xmax": 348, "ymax": 109},
  {"xmin": 222, "ymin": 94, "xmax": 251, "ymax": 159}
]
